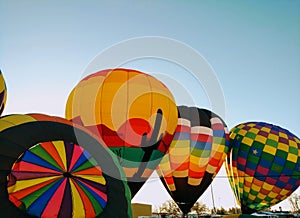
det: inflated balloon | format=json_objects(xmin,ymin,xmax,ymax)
[
  {"xmin": 66, "ymin": 68, "xmax": 178, "ymax": 197},
  {"xmin": 0, "ymin": 70, "xmax": 7, "ymax": 115},
  {"xmin": 157, "ymin": 106, "xmax": 230, "ymax": 215},
  {"xmin": 0, "ymin": 114, "xmax": 132, "ymax": 218},
  {"xmin": 225, "ymin": 122, "xmax": 300, "ymax": 214}
]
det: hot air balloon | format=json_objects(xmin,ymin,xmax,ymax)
[
  {"xmin": 225, "ymin": 122, "xmax": 300, "ymax": 214},
  {"xmin": 0, "ymin": 70, "xmax": 7, "ymax": 116},
  {"xmin": 156, "ymin": 106, "xmax": 230, "ymax": 215},
  {"xmin": 65, "ymin": 68, "xmax": 178, "ymax": 197},
  {"xmin": 0, "ymin": 114, "xmax": 132, "ymax": 218}
]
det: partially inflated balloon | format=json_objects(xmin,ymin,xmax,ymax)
[
  {"xmin": 0, "ymin": 114, "xmax": 132, "ymax": 217},
  {"xmin": 157, "ymin": 106, "xmax": 230, "ymax": 215},
  {"xmin": 0, "ymin": 70, "xmax": 7, "ymax": 115},
  {"xmin": 65, "ymin": 68, "xmax": 178, "ymax": 197},
  {"xmin": 225, "ymin": 122, "xmax": 300, "ymax": 214}
]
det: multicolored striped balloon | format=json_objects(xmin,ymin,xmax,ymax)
[
  {"xmin": 225, "ymin": 122, "xmax": 300, "ymax": 214},
  {"xmin": 65, "ymin": 68, "xmax": 178, "ymax": 197},
  {"xmin": 0, "ymin": 70, "xmax": 7, "ymax": 116},
  {"xmin": 157, "ymin": 106, "xmax": 230, "ymax": 215},
  {"xmin": 8, "ymin": 141, "xmax": 107, "ymax": 217},
  {"xmin": 0, "ymin": 114, "xmax": 132, "ymax": 218}
]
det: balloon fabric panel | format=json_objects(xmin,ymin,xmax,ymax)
[
  {"xmin": 0, "ymin": 114, "xmax": 132, "ymax": 217},
  {"xmin": 157, "ymin": 106, "xmax": 230, "ymax": 215},
  {"xmin": 0, "ymin": 70, "xmax": 7, "ymax": 116},
  {"xmin": 65, "ymin": 68, "xmax": 178, "ymax": 197},
  {"xmin": 225, "ymin": 122, "xmax": 300, "ymax": 214},
  {"xmin": 8, "ymin": 141, "xmax": 107, "ymax": 217}
]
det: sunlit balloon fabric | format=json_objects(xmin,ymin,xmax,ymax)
[
  {"xmin": 0, "ymin": 114, "xmax": 132, "ymax": 218},
  {"xmin": 8, "ymin": 141, "xmax": 107, "ymax": 217},
  {"xmin": 66, "ymin": 68, "xmax": 178, "ymax": 197},
  {"xmin": 157, "ymin": 106, "xmax": 230, "ymax": 215},
  {"xmin": 0, "ymin": 70, "xmax": 7, "ymax": 115},
  {"xmin": 225, "ymin": 122, "xmax": 300, "ymax": 214}
]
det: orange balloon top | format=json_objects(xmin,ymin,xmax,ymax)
[{"xmin": 66, "ymin": 68, "xmax": 178, "ymax": 141}]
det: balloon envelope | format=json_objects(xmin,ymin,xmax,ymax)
[
  {"xmin": 0, "ymin": 114, "xmax": 132, "ymax": 217},
  {"xmin": 157, "ymin": 106, "xmax": 230, "ymax": 215},
  {"xmin": 0, "ymin": 70, "xmax": 7, "ymax": 116},
  {"xmin": 225, "ymin": 122, "xmax": 300, "ymax": 214},
  {"xmin": 65, "ymin": 68, "xmax": 178, "ymax": 197},
  {"xmin": 8, "ymin": 141, "xmax": 107, "ymax": 217}
]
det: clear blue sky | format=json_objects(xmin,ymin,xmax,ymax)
[{"xmin": 1, "ymin": 0, "xmax": 299, "ymax": 211}]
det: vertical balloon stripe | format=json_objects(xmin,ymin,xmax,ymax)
[
  {"xmin": 9, "ymin": 193, "xmax": 22, "ymax": 208},
  {"xmin": 27, "ymin": 180, "xmax": 64, "ymax": 216},
  {"xmin": 75, "ymin": 178, "xmax": 107, "ymax": 208},
  {"xmin": 76, "ymin": 176, "xmax": 107, "ymax": 194},
  {"xmin": 22, "ymin": 151, "xmax": 63, "ymax": 172},
  {"xmin": 64, "ymin": 141, "xmax": 74, "ymax": 171},
  {"xmin": 72, "ymin": 158, "xmax": 98, "ymax": 173},
  {"xmin": 69, "ymin": 179, "xmax": 85, "ymax": 217},
  {"xmin": 72, "ymin": 166, "xmax": 103, "ymax": 175},
  {"xmin": 75, "ymin": 175, "xmax": 106, "ymax": 185},
  {"xmin": 8, "ymin": 177, "xmax": 59, "ymax": 201},
  {"xmin": 68, "ymin": 142, "xmax": 84, "ymax": 172},
  {"xmin": 12, "ymin": 161, "xmax": 61, "ymax": 174},
  {"xmin": 9, "ymin": 176, "xmax": 60, "ymax": 193},
  {"xmin": 79, "ymin": 183, "xmax": 105, "ymax": 215},
  {"xmin": 10, "ymin": 171, "xmax": 60, "ymax": 180},
  {"xmin": 30, "ymin": 143, "xmax": 63, "ymax": 171},
  {"xmin": 225, "ymin": 155, "xmax": 239, "ymax": 204},
  {"xmin": 72, "ymin": 180, "xmax": 96, "ymax": 218},
  {"xmin": 41, "ymin": 179, "xmax": 67, "ymax": 217},
  {"xmin": 0, "ymin": 91, "xmax": 5, "ymax": 115},
  {"xmin": 53, "ymin": 141, "xmax": 67, "ymax": 171},
  {"xmin": 21, "ymin": 178, "xmax": 62, "ymax": 212},
  {"xmin": 58, "ymin": 179, "xmax": 72, "ymax": 218},
  {"xmin": 71, "ymin": 150, "xmax": 92, "ymax": 172},
  {"xmin": 0, "ymin": 70, "xmax": 7, "ymax": 116},
  {"xmin": 39, "ymin": 142, "xmax": 66, "ymax": 171}
]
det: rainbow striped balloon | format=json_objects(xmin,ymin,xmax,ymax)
[
  {"xmin": 0, "ymin": 114, "xmax": 132, "ymax": 217},
  {"xmin": 157, "ymin": 106, "xmax": 230, "ymax": 215},
  {"xmin": 225, "ymin": 122, "xmax": 300, "ymax": 214}
]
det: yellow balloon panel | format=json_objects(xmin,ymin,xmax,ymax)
[
  {"xmin": 66, "ymin": 68, "xmax": 177, "ymax": 138},
  {"xmin": 0, "ymin": 71, "xmax": 7, "ymax": 116}
]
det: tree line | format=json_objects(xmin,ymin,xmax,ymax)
[{"xmin": 153, "ymin": 193, "xmax": 300, "ymax": 215}]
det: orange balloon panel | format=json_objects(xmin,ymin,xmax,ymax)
[
  {"xmin": 65, "ymin": 68, "xmax": 178, "ymax": 197},
  {"xmin": 66, "ymin": 68, "xmax": 177, "ymax": 142}
]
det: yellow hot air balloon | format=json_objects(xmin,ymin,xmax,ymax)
[
  {"xmin": 66, "ymin": 68, "xmax": 178, "ymax": 197},
  {"xmin": 0, "ymin": 70, "xmax": 7, "ymax": 116}
]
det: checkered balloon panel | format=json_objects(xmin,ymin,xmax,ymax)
[{"xmin": 225, "ymin": 122, "xmax": 300, "ymax": 212}]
